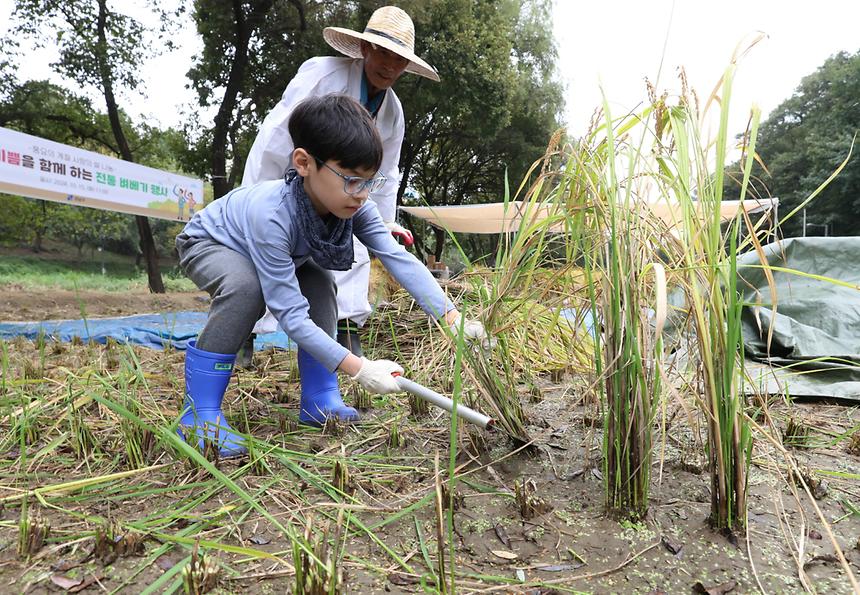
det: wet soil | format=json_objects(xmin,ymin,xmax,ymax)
[{"xmin": 0, "ymin": 287, "xmax": 859, "ymax": 593}]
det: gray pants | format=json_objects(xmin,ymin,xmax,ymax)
[{"xmin": 176, "ymin": 233, "xmax": 337, "ymax": 355}]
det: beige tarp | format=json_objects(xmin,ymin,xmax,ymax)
[
  {"xmin": 401, "ymin": 199, "xmax": 779, "ymax": 234},
  {"xmin": 400, "ymin": 202, "xmax": 558, "ymax": 234}
]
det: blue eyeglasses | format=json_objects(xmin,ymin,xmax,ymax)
[{"xmin": 311, "ymin": 155, "xmax": 387, "ymax": 195}]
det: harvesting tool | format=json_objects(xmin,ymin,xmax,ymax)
[{"xmin": 393, "ymin": 374, "xmax": 494, "ymax": 430}]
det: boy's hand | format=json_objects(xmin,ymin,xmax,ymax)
[
  {"xmin": 351, "ymin": 357, "xmax": 404, "ymax": 394},
  {"xmin": 460, "ymin": 319, "xmax": 487, "ymax": 342},
  {"xmin": 453, "ymin": 316, "xmax": 497, "ymax": 352},
  {"xmin": 385, "ymin": 221, "xmax": 414, "ymax": 246},
  {"xmin": 443, "ymin": 311, "xmax": 495, "ymax": 351}
]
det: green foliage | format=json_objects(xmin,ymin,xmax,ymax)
[
  {"xmin": 4, "ymin": 0, "xmax": 186, "ymax": 293},
  {"xmin": 0, "ymin": 78, "xmax": 190, "ymax": 174},
  {"xmin": 183, "ymin": 0, "xmax": 334, "ymax": 193},
  {"xmin": 0, "ymin": 80, "xmax": 116, "ymax": 152},
  {"xmin": 396, "ymin": 0, "xmax": 563, "ymax": 261},
  {"xmin": 184, "ymin": 0, "xmax": 562, "ymax": 255},
  {"xmin": 50, "ymin": 206, "xmax": 130, "ymax": 256},
  {"xmin": 8, "ymin": 0, "xmax": 175, "ymax": 95},
  {"xmin": 728, "ymin": 50, "xmax": 860, "ymax": 236},
  {"xmin": 0, "ymin": 196, "xmax": 35, "ymax": 246}
]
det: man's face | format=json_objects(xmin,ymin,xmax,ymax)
[{"xmin": 361, "ymin": 42, "xmax": 409, "ymax": 94}]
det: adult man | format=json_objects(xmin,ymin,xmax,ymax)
[{"xmin": 242, "ymin": 6, "xmax": 438, "ymax": 363}]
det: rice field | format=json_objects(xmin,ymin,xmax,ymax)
[
  {"xmin": 2, "ymin": 53, "xmax": 860, "ymax": 593},
  {"xmin": 0, "ymin": 287, "xmax": 859, "ymax": 593}
]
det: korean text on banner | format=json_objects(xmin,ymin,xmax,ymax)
[{"xmin": 0, "ymin": 126, "xmax": 203, "ymax": 222}]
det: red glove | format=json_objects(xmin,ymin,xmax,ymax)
[{"xmin": 385, "ymin": 221, "xmax": 414, "ymax": 246}]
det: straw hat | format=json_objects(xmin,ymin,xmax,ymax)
[{"xmin": 323, "ymin": 6, "xmax": 440, "ymax": 82}]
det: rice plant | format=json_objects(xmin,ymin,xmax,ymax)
[
  {"xmin": 783, "ymin": 416, "xmax": 812, "ymax": 448},
  {"xmin": 487, "ymin": 52, "xmax": 769, "ymax": 526},
  {"xmin": 574, "ymin": 111, "xmax": 668, "ymax": 519},
  {"xmin": 182, "ymin": 540, "xmax": 220, "ymax": 594},
  {"xmin": 17, "ymin": 499, "xmax": 50, "ymax": 559},
  {"xmin": 502, "ymin": 102, "xmax": 670, "ymax": 519},
  {"xmin": 292, "ymin": 512, "xmax": 346, "ymax": 595},
  {"xmin": 655, "ymin": 66, "xmax": 756, "ymax": 530},
  {"xmin": 118, "ymin": 392, "xmax": 157, "ymax": 469},
  {"xmin": 387, "ymin": 419, "xmax": 403, "ymax": 448},
  {"xmin": 1, "ymin": 340, "xmax": 8, "ymax": 395},
  {"xmin": 94, "ymin": 520, "xmax": 145, "ymax": 565},
  {"xmin": 514, "ymin": 477, "xmax": 552, "ymax": 520},
  {"xmin": 67, "ymin": 387, "xmax": 98, "ymax": 459}
]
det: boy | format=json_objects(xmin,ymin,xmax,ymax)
[
  {"xmin": 243, "ymin": 6, "xmax": 437, "ymax": 361},
  {"xmin": 175, "ymin": 94, "xmax": 482, "ymax": 456}
]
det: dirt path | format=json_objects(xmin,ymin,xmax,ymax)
[{"xmin": 0, "ymin": 287, "xmax": 209, "ymax": 321}]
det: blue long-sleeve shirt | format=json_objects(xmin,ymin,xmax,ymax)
[{"xmin": 181, "ymin": 179, "xmax": 455, "ymax": 371}]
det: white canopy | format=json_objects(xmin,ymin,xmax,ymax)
[{"xmin": 401, "ymin": 198, "xmax": 779, "ymax": 235}]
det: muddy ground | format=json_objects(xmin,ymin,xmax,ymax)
[{"xmin": 1, "ymin": 286, "xmax": 860, "ymax": 593}]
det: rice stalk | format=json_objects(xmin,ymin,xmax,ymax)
[
  {"xmin": 17, "ymin": 498, "xmax": 50, "ymax": 559},
  {"xmin": 1, "ymin": 340, "xmax": 9, "ymax": 396},
  {"xmin": 587, "ymin": 102, "xmax": 668, "ymax": 520},
  {"xmin": 433, "ymin": 451, "xmax": 448, "ymax": 595},
  {"xmin": 182, "ymin": 540, "xmax": 220, "ymax": 594},
  {"xmin": 94, "ymin": 519, "xmax": 146, "ymax": 565},
  {"xmin": 118, "ymin": 391, "xmax": 157, "ymax": 470},
  {"xmin": 387, "ymin": 420, "xmax": 403, "ymax": 449},
  {"xmin": 514, "ymin": 477, "xmax": 551, "ymax": 520},
  {"xmin": 292, "ymin": 511, "xmax": 346, "ymax": 595},
  {"xmin": 67, "ymin": 386, "xmax": 98, "ymax": 459},
  {"xmin": 657, "ymin": 63, "xmax": 756, "ymax": 530}
]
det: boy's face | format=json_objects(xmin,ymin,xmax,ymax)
[{"xmin": 293, "ymin": 149, "xmax": 376, "ymax": 219}]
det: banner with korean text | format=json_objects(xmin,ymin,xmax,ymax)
[{"xmin": 0, "ymin": 126, "xmax": 204, "ymax": 222}]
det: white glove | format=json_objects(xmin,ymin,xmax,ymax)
[
  {"xmin": 461, "ymin": 319, "xmax": 487, "ymax": 341},
  {"xmin": 385, "ymin": 221, "xmax": 414, "ymax": 246},
  {"xmin": 350, "ymin": 357, "xmax": 404, "ymax": 394},
  {"xmin": 455, "ymin": 318, "xmax": 496, "ymax": 352}
]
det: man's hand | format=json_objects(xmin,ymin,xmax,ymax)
[
  {"xmin": 350, "ymin": 357, "xmax": 404, "ymax": 394},
  {"xmin": 385, "ymin": 221, "xmax": 414, "ymax": 246}
]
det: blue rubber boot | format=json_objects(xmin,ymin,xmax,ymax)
[
  {"xmin": 178, "ymin": 340, "xmax": 247, "ymax": 457},
  {"xmin": 297, "ymin": 348, "xmax": 360, "ymax": 427}
]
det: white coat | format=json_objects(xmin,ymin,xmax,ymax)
[{"xmin": 242, "ymin": 57, "xmax": 406, "ymax": 332}]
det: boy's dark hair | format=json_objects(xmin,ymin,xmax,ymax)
[{"xmin": 289, "ymin": 94, "xmax": 383, "ymax": 172}]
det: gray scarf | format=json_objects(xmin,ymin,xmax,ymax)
[{"xmin": 287, "ymin": 170, "xmax": 354, "ymax": 271}]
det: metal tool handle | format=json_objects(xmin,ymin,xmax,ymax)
[{"xmin": 395, "ymin": 375, "xmax": 494, "ymax": 430}]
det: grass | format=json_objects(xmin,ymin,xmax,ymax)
[{"xmin": 0, "ymin": 251, "xmax": 197, "ymax": 292}]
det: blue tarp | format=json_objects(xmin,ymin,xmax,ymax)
[
  {"xmin": 2, "ymin": 308, "xmax": 590, "ymax": 353},
  {"xmin": 0, "ymin": 311, "xmax": 294, "ymax": 351}
]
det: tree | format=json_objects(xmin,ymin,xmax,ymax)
[
  {"xmin": 186, "ymin": 0, "xmax": 331, "ymax": 197},
  {"xmin": 5, "ymin": 0, "xmax": 178, "ymax": 292},
  {"xmin": 728, "ymin": 50, "xmax": 860, "ymax": 237},
  {"xmin": 395, "ymin": 0, "xmax": 563, "ymax": 261},
  {"xmin": 184, "ymin": 0, "xmax": 562, "ymax": 267},
  {"xmin": 50, "ymin": 204, "xmax": 129, "ymax": 257},
  {"xmin": 0, "ymin": 80, "xmax": 108, "ymax": 251},
  {"xmin": 0, "ymin": 195, "xmax": 38, "ymax": 247},
  {"xmin": 0, "ymin": 79, "xmax": 190, "ymax": 257},
  {"xmin": 0, "ymin": 80, "xmax": 117, "ymax": 152}
]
